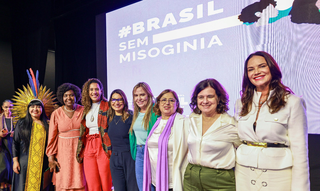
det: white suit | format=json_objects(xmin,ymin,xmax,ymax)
[{"xmin": 234, "ymin": 90, "xmax": 310, "ymax": 191}]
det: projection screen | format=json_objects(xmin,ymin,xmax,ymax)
[{"xmin": 106, "ymin": 0, "xmax": 320, "ymax": 133}]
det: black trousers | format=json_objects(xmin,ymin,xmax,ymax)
[{"xmin": 110, "ymin": 150, "xmax": 139, "ymax": 191}]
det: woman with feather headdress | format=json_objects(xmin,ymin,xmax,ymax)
[{"xmin": 11, "ymin": 69, "xmax": 55, "ymax": 191}]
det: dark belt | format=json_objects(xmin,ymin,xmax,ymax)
[{"xmin": 242, "ymin": 141, "xmax": 288, "ymax": 148}]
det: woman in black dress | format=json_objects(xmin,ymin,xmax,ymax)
[
  {"xmin": 12, "ymin": 99, "xmax": 51, "ymax": 191},
  {"xmin": 0, "ymin": 100, "xmax": 14, "ymax": 191}
]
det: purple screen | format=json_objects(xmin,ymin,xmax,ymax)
[{"xmin": 106, "ymin": 0, "xmax": 320, "ymax": 133}]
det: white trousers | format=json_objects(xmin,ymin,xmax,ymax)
[{"xmin": 235, "ymin": 163, "xmax": 292, "ymax": 191}]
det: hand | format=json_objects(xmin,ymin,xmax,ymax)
[
  {"xmin": 10, "ymin": 131, "xmax": 14, "ymax": 137},
  {"xmin": 107, "ymin": 150, "xmax": 112, "ymax": 159},
  {"xmin": 48, "ymin": 156, "xmax": 60, "ymax": 173},
  {"xmin": 76, "ymin": 156, "xmax": 83, "ymax": 164},
  {"xmin": 0, "ymin": 129, "xmax": 8, "ymax": 137},
  {"xmin": 13, "ymin": 161, "xmax": 20, "ymax": 174}
]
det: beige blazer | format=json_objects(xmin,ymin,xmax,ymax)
[
  {"xmin": 171, "ymin": 113, "xmax": 189, "ymax": 191},
  {"xmin": 234, "ymin": 90, "xmax": 310, "ymax": 190}
]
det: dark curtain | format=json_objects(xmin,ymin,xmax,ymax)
[
  {"xmin": 54, "ymin": 9, "xmax": 97, "ymax": 90},
  {"xmin": 53, "ymin": 0, "xmax": 141, "ymax": 91},
  {"xmin": 11, "ymin": 0, "xmax": 51, "ymax": 90},
  {"xmin": 309, "ymin": 134, "xmax": 320, "ymax": 191}
]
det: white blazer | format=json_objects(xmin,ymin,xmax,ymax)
[
  {"xmin": 234, "ymin": 90, "xmax": 310, "ymax": 191},
  {"xmin": 171, "ymin": 113, "xmax": 189, "ymax": 191}
]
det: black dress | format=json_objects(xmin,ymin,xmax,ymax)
[
  {"xmin": 0, "ymin": 136, "xmax": 13, "ymax": 184},
  {"xmin": 12, "ymin": 120, "xmax": 51, "ymax": 191},
  {"xmin": 0, "ymin": 115, "xmax": 13, "ymax": 184}
]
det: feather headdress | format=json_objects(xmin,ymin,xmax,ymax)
[{"xmin": 11, "ymin": 68, "xmax": 56, "ymax": 124}]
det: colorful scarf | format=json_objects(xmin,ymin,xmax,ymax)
[{"xmin": 143, "ymin": 112, "xmax": 177, "ymax": 191}]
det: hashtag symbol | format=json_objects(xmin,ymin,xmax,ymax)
[{"xmin": 118, "ymin": 26, "xmax": 131, "ymax": 38}]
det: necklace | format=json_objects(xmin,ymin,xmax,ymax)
[
  {"xmin": 258, "ymin": 93, "xmax": 269, "ymax": 105},
  {"xmin": 259, "ymin": 100, "xmax": 267, "ymax": 106},
  {"xmin": 64, "ymin": 105, "xmax": 76, "ymax": 112},
  {"xmin": 3, "ymin": 117, "xmax": 12, "ymax": 133},
  {"xmin": 253, "ymin": 95, "xmax": 269, "ymax": 132},
  {"xmin": 90, "ymin": 102, "xmax": 101, "ymax": 122},
  {"xmin": 114, "ymin": 116, "xmax": 121, "ymax": 125}
]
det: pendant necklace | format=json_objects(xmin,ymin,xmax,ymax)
[
  {"xmin": 114, "ymin": 116, "xmax": 122, "ymax": 125},
  {"xmin": 90, "ymin": 102, "xmax": 101, "ymax": 122},
  {"xmin": 253, "ymin": 94, "xmax": 269, "ymax": 132},
  {"xmin": 3, "ymin": 117, "xmax": 12, "ymax": 133}
]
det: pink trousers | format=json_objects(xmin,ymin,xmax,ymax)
[{"xmin": 83, "ymin": 134, "xmax": 112, "ymax": 191}]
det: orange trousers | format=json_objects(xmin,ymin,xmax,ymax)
[{"xmin": 83, "ymin": 134, "xmax": 112, "ymax": 191}]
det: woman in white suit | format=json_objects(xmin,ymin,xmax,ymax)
[
  {"xmin": 143, "ymin": 89, "xmax": 188, "ymax": 191},
  {"xmin": 234, "ymin": 51, "xmax": 309, "ymax": 191}
]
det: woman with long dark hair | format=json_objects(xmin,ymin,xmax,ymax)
[
  {"xmin": 12, "ymin": 99, "xmax": 51, "ymax": 191},
  {"xmin": 234, "ymin": 51, "xmax": 309, "ymax": 190},
  {"xmin": 107, "ymin": 89, "xmax": 138, "ymax": 191}
]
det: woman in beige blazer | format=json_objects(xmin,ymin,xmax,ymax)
[{"xmin": 234, "ymin": 51, "xmax": 309, "ymax": 191}]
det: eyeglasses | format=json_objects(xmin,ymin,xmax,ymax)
[
  {"xmin": 111, "ymin": 98, "xmax": 124, "ymax": 103},
  {"xmin": 160, "ymin": 98, "xmax": 176, "ymax": 104}
]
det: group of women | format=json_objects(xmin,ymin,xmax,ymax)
[{"xmin": 0, "ymin": 51, "xmax": 309, "ymax": 191}]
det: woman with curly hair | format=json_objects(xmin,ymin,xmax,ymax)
[
  {"xmin": 76, "ymin": 78, "xmax": 112, "ymax": 191},
  {"xmin": 234, "ymin": 51, "xmax": 309, "ymax": 190},
  {"xmin": 183, "ymin": 79, "xmax": 240, "ymax": 191},
  {"xmin": 46, "ymin": 83, "xmax": 86, "ymax": 191},
  {"xmin": 129, "ymin": 82, "xmax": 158, "ymax": 191}
]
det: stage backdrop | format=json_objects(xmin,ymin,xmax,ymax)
[{"xmin": 106, "ymin": 0, "xmax": 320, "ymax": 134}]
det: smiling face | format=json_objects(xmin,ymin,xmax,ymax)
[
  {"xmin": 197, "ymin": 87, "xmax": 218, "ymax": 116},
  {"xmin": 63, "ymin": 90, "xmax": 76, "ymax": 108},
  {"xmin": 29, "ymin": 104, "xmax": 43, "ymax": 120},
  {"xmin": 89, "ymin": 83, "xmax": 102, "ymax": 103},
  {"xmin": 159, "ymin": 92, "xmax": 177, "ymax": 119},
  {"xmin": 247, "ymin": 55, "xmax": 272, "ymax": 92},
  {"xmin": 111, "ymin": 93, "xmax": 124, "ymax": 115},
  {"xmin": 2, "ymin": 101, "xmax": 13, "ymax": 117},
  {"xmin": 134, "ymin": 87, "xmax": 149, "ymax": 113}
]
